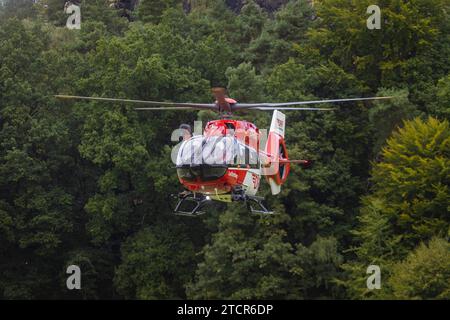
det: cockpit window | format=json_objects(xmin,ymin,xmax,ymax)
[
  {"xmin": 177, "ymin": 136, "xmax": 235, "ymax": 166},
  {"xmin": 177, "ymin": 136, "xmax": 259, "ymax": 167}
]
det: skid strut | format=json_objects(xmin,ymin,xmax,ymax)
[
  {"xmin": 245, "ymin": 195, "xmax": 274, "ymax": 214},
  {"xmin": 173, "ymin": 192, "xmax": 208, "ymax": 216},
  {"xmin": 232, "ymin": 187, "xmax": 274, "ymax": 214}
]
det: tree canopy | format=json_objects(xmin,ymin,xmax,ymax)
[{"xmin": 0, "ymin": 0, "xmax": 448, "ymax": 300}]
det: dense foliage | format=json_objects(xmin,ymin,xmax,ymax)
[{"xmin": 0, "ymin": 0, "xmax": 448, "ymax": 299}]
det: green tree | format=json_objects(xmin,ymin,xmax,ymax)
[
  {"xmin": 226, "ymin": 62, "xmax": 265, "ymax": 102},
  {"xmin": 368, "ymin": 88, "xmax": 419, "ymax": 156},
  {"xmin": 187, "ymin": 208, "xmax": 343, "ymax": 299},
  {"xmin": 371, "ymin": 117, "xmax": 450, "ymax": 248},
  {"xmin": 310, "ymin": 0, "xmax": 450, "ymax": 90},
  {"xmin": 265, "ymin": 57, "xmax": 371, "ymax": 246},
  {"xmin": 0, "ymin": 0, "xmax": 38, "ymax": 20},
  {"xmin": 341, "ymin": 117, "xmax": 449, "ymax": 299},
  {"xmin": 387, "ymin": 237, "xmax": 450, "ymax": 300},
  {"xmin": 245, "ymin": 0, "xmax": 315, "ymax": 71},
  {"xmin": 338, "ymin": 198, "xmax": 400, "ymax": 299},
  {"xmin": 0, "ymin": 19, "xmax": 81, "ymax": 298},
  {"xmin": 114, "ymin": 225, "xmax": 196, "ymax": 299},
  {"xmin": 137, "ymin": 0, "xmax": 182, "ymax": 24},
  {"xmin": 435, "ymin": 74, "xmax": 450, "ymax": 119},
  {"xmin": 232, "ymin": 0, "xmax": 267, "ymax": 48}
]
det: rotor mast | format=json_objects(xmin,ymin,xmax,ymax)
[{"xmin": 211, "ymin": 87, "xmax": 234, "ymax": 118}]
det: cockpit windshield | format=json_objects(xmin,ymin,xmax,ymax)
[
  {"xmin": 176, "ymin": 135, "xmax": 259, "ymax": 167},
  {"xmin": 177, "ymin": 136, "xmax": 235, "ymax": 166}
]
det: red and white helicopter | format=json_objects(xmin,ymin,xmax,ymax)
[{"xmin": 56, "ymin": 89, "xmax": 391, "ymax": 215}]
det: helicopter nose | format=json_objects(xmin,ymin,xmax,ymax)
[
  {"xmin": 177, "ymin": 164, "xmax": 227, "ymax": 183},
  {"xmin": 190, "ymin": 165, "xmax": 202, "ymax": 177}
]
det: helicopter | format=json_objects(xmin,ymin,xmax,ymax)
[{"xmin": 56, "ymin": 88, "xmax": 392, "ymax": 216}]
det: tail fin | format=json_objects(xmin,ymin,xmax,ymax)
[
  {"xmin": 264, "ymin": 110, "xmax": 290, "ymax": 195},
  {"xmin": 269, "ymin": 110, "xmax": 286, "ymax": 138}
]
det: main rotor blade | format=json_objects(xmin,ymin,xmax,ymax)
[
  {"xmin": 254, "ymin": 107, "xmax": 336, "ymax": 111},
  {"xmin": 233, "ymin": 96, "xmax": 393, "ymax": 110},
  {"xmin": 135, "ymin": 107, "xmax": 196, "ymax": 111},
  {"xmin": 55, "ymin": 95, "xmax": 217, "ymax": 110}
]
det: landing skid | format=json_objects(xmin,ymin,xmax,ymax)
[
  {"xmin": 245, "ymin": 195, "xmax": 274, "ymax": 215},
  {"xmin": 173, "ymin": 192, "xmax": 208, "ymax": 216},
  {"xmin": 172, "ymin": 191, "xmax": 274, "ymax": 216}
]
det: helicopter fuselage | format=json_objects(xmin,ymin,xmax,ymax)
[{"xmin": 176, "ymin": 119, "xmax": 263, "ymax": 202}]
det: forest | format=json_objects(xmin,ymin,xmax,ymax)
[{"xmin": 0, "ymin": 0, "xmax": 449, "ymax": 300}]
